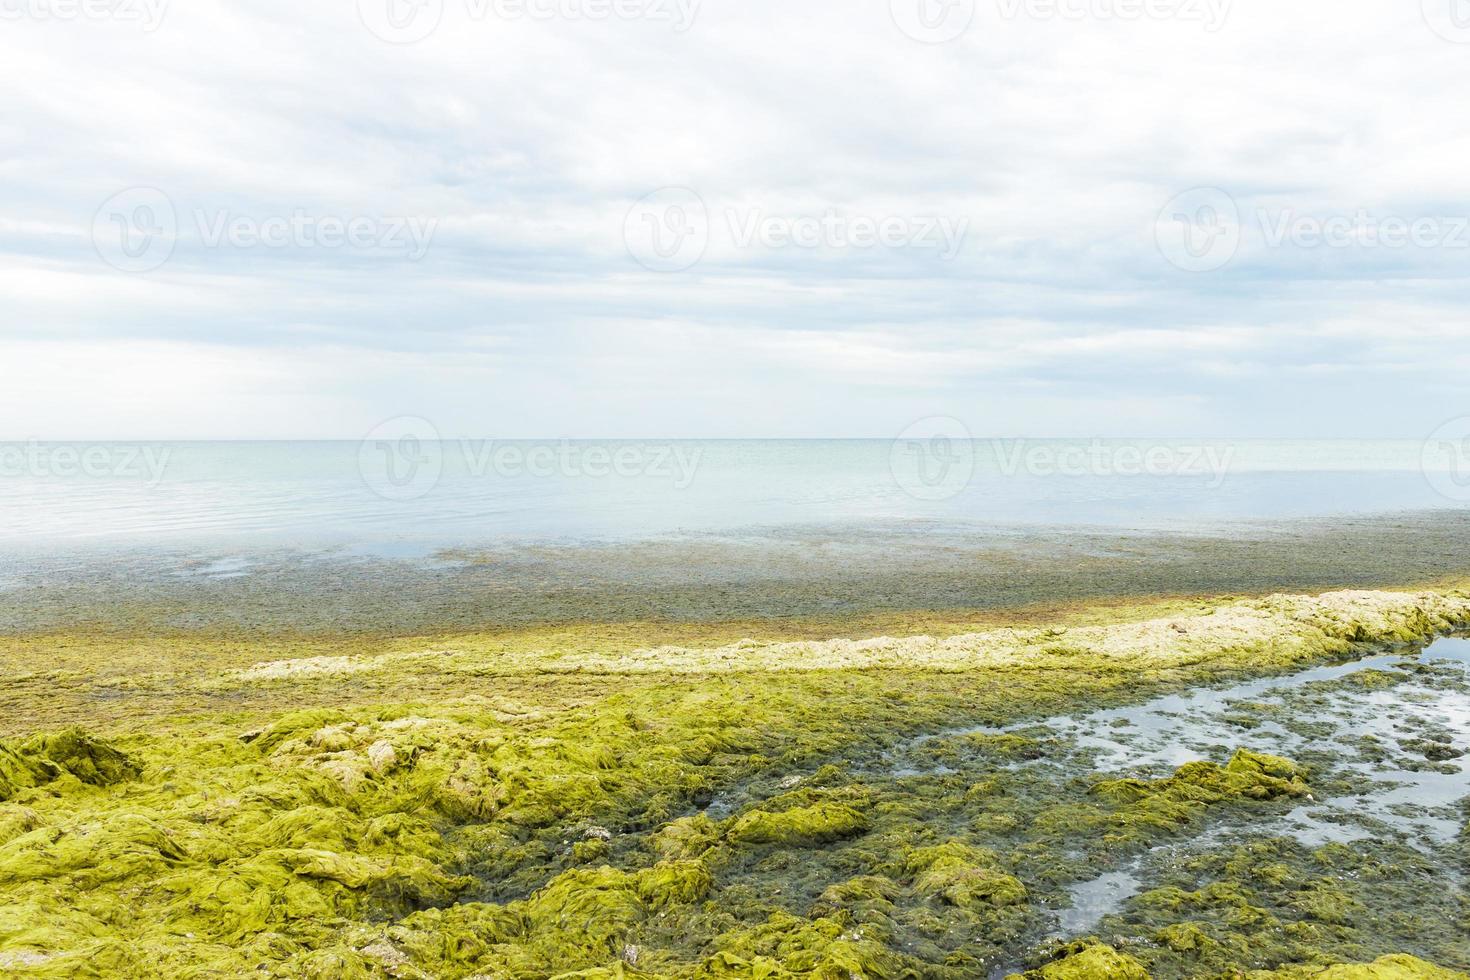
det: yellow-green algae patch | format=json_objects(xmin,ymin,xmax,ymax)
[
  {"xmin": 1087, "ymin": 748, "xmax": 1309, "ymax": 837},
  {"xmin": 0, "ymin": 587, "xmax": 1466, "ymax": 977},
  {"xmin": 1007, "ymin": 942, "xmax": 1151, "ymax": 979},
  {"xmin": 1252, "ymin": 954, "xmax": 1470, "ymax": 978},
  {"xmin": 1008, "ymin": 945, "xmax": 1466, "ymax": 980},
  {"xmin": 209, "ymin": 588, "xmax": 1470, "ymax": 681}
]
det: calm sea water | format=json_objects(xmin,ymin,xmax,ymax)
[{"xmin": 0, "ymin": 439, "xmax": 1465, "ymax": 554}]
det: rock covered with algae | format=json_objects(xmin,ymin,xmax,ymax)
[
  {"xmin": 726, "ymin": 803, "xmax": 869, "ymax": 848},
  {"xmin": 1007, "ymin": 942, "xmax": 1151, "ymax": 979},
  {"xmin": 699, "ymin": 909, "xmax": 902, "ymax": 978},
  {"xmin": 903, "ymin": 841, "xmax": 1028, "ymax": 909},
  {"xmin": 1089, "ymin": 747, "xmax": 1309, "ymax": 837},
  {"xmin": 1251, "ymin": 955, "xmax": 1470, "ymax": 979},
  {"xmin": 1010, "ymin": 948, "xmax": 1468, "ymax": 980}
]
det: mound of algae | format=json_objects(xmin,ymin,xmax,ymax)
[
  {"xmin": 1254, "ymin": 955, "xmax": 1470, "ymax": 979},
  {"xmin": 903, "ymin": 841, "xmax": 1028, "ymax": 910},
  {"xmin": 1009, "ymin": 944, "xmax": 1464, "ymax": 980},
  {"xmin": 726, "ymin": 803, "xmax": 869, "ymax": 848},
  {"xmin": 0, "ymin": 587, "xmax": 1466, "ymax": 977},
  {"xmin": 0, "ymin": 729, "xmax": 138, "ymax": 801},
  {"xmin": 1088, "ymin": 748, "xmax": 1309, "ymax": 838},
  {"xmin": 1008, "ymin": 942, "xmax": 1152, "ymax": 979}
]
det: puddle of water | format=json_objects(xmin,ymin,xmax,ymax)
[
  {"xmin": 172, "ymin": 556, "xmax": 254, "ymax": 580},
  {"xmin": 981, "ymin": 634, "xmax": 1465, "ymax": 968},
  {"xmin": 1423, "ymin": 635, "xmax": 1470, "ymax": 665},
  {"xmin": 336, "ymin": 541, "xmax": 461, "ymax": 562},
  {"xmin": 1054, "ymin": 869, "xmax": 1143, "ymax": 937},
  {"xmin": 1047, "ymin": 650, "xmax": 1423, "ymax": 775},
  {"xmin": 897, "ymin": 638, "xmax": 1469, "ymax": 823},
  {"xmin": 893, "ymin": 765, "xmax": 958, "ymax": 778}
]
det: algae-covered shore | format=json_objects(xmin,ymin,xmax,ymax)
[
  {"xmin": 8, "ymin": 512, "xmax": 1470, "ymax": 637},
  {"xmin": 3, "ymin": 581, "xmax": 1470, "ymax": 978}
]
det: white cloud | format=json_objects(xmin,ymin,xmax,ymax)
[{"xmin": 2, "ymin": 0, "xmax": 1468, "ymax": 437}]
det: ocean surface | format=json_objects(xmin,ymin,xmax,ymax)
[{"xmin": 1, "ymin": 438, "xmax": 1466, "ymax": 554}]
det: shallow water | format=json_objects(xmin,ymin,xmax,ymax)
[
  {"xmin": 1076, "ymin": 638, "xmax": 1468, "ymax": 843},
  {"xmin": 0, "ymin": 439, "xmax": 1462, "ymax": 553},
  {"xmin": 761, "ymin": 634, "xmax": 1470, "ymax": 973},
  {"xmin": 1044, "ymin": 637, "xmax": 1469, "ymax": 945},
  {"xmin": 10, "ymin": 515, "xmax": 1470, "ymax": 637},
  {"xmin": 1053, "ymin": 868, "xmax": 1143, "ymax": 937}
]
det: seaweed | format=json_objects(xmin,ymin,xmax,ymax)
[{"xmin": 0, "ymin": 587, "xmax": 1466, "ymax": 977}]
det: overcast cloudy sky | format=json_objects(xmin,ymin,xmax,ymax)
[{"xmin": 3, "ymin": 0, "xmax": 1469, "ymax": 438}]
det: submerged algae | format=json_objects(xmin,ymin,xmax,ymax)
[{"xmin": 1089, "ymin": 748, "xmax": 1309, "ymax": 837}]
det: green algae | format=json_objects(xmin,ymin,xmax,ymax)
[
  {"xmin": 1008, "ymin": 942, "xmax": 1151, "ymax": 980},
  {"xmin": 10, "ymin": 516, "xmax": 1470, "ymax": 643},
  {"xmin": 1101, "ymin": 831, "xmax": 1468, "ymax": 977},
  {"xmin": 0, "ymin": 728, "xmax": 138, "ymax": 801},
  {"xmin": 1089, "ymin": 748, "xmax": 1309, "ymax": 838},
  {"xmin": 1252, "ymin": 955, "xmax": 1470, "ymax": 979},
  {"xmin": 726, "ymin": 804, "xmax": 870, "ymax": 849},
  {"xmin": 1012, "ymin": 948, "xmax": 1469, "ymax": 980},
  {"xmin": 903, "ymin": 841, "xmax": 1028, "ymax": 909},
  {"xmin": 0, "ymin": 588, "xmax": 1466, "ymax": 977}
]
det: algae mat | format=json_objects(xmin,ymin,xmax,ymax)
[
  {"xmin": 9, "ymin": 512, "xmax": 1470, "ymax": 638},
  {"xmin": 1, "ymin": 589, "xmax": 1469, "ymax": 978}
]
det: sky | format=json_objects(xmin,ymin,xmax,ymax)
[{"xmin": 3, "ymin": 0, "xmax": 1469, "ymax": 439}]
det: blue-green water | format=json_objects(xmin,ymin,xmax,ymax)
[{"xmin": 0, "ymin": 438, "xmax": 1464, "ymax": 553}]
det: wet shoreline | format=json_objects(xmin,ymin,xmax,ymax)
[{"xmin": 4, "ymin": 511, "xmax": 1470, "ymax": 637}]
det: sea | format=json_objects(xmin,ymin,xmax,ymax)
[{"xmin": 0, "ymin": 438, "xmax": 1465, "ymax": 554}]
